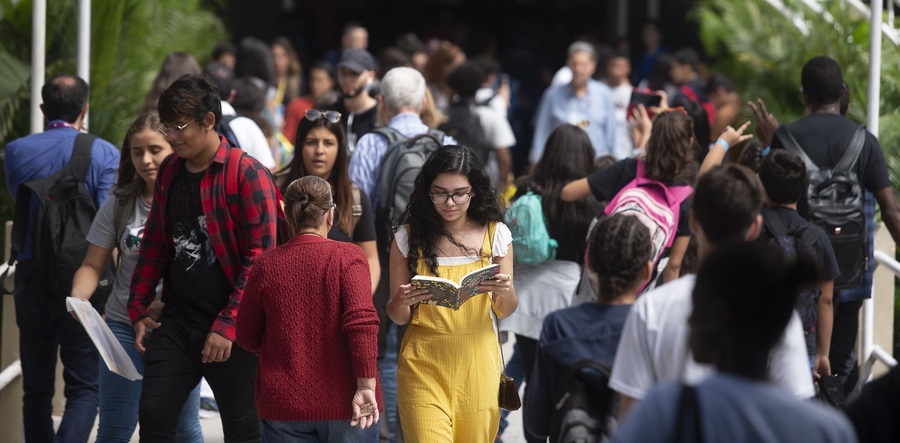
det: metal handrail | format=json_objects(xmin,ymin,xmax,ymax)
[
  {"xmin": 0, "ymin": 262, "xmax": 18, "ymax": 393},
  {"xmin": 858, "ymin": 250, "xmax": 900, "ymax": 391}
]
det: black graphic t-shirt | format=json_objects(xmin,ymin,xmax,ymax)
[{"xmin": 166, "ymin": 167, "xmax": 233, "ymax": 330}]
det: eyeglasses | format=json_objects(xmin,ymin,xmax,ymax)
[
  {"xmin": 305, "ymin": 109, "xmax": 342, "ymax": 124},
  {"xmin": 429, "ymin": 192, "xmax": 474, "ymax": 204},
  {"xmin": 661, "ymin": 107, "xmax": 687, "ymax": 115},
  {"xmin": 156, "ymin": 120, "xmax": 194, "ymax": 136}
]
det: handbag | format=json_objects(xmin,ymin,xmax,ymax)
[{"xmin": 494, "ymin": 312, "xmax": 521, "ymax": 411}]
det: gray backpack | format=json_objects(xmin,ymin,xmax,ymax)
[{"xmin": 373, "ymin": 126, "xmax": 445, "ymax": 252}]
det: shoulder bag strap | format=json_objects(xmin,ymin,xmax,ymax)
[
  {"xmin": 672, "ymin": 384, "xmax": 704, "ymax": 443},
  {"xmin": 66, "ymin": 133, "xmax": 97, "ymax": 182},
  {"xmin": 350, "ymin": 185, "xmax": 363, "ymax": 234},
  {"xmin": 774, "ymin": 126, "xmax": 819, "ymax": 172},
  {"xmin": 113, "ymin": 197, "xmax": 136, "ymax": 271},
  {"xmin": 834, "ymin": 125, "xmax": 867, "ymax": 173}
]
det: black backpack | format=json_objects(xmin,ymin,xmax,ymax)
[
  {"xmin": 218, "ymin": 114, "xmax": 240, "ymax": 148},
  {"xmin": 10, "ymin": 133, "xmax": 113, "ymax": 313},
  {"xmin": 373, "ymin": 126, "xmax": 445, "ymax": 252},
  {"xmin": 549, "ymin": 359, "xmax": 618, "ymax": 443},
  {"xmin": 759, "ymin": 209, "xmax": 821, "ymax": 337},
  {"xmin": 438, "ymin": 101, "xmax": 493, "ymax": 164},
  {"xmin": 776, "ymin": 125, "xmax": 867, "ymax": 290}
]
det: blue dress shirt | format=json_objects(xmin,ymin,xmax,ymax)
[{"xmin": 530, "ymin": 80, "xmax": 618, "ymax": 163}]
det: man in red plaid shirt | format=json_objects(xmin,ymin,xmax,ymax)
[{"xmin": 128, "ymin": 74, "xmax": 279, "ymax": 442}]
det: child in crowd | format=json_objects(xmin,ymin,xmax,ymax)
[
  {"xmin": 612, "ymin": 243, "xmax": 857, "ymax": 442},
  {"xmin": 757, "ymin": 150, "xmax": 840, "ymax": 379},
  {"xmin": 524, "ymin": 214, "xmax": 654, "ymax": 441}
]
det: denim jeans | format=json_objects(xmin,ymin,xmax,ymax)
[
  {"xmin": 14, "ymin": 261, "xmax": 98, "ymax": 443},
  {"xmin": 97, "ymin": 319, "xmax": 203, "ymax": 442},
  {"xmin": 262, "ymin": 419, "xmax": 378, "ymax": 443},
  {"xmin": 377, "ymin": 324, "xmax": 400, "ymax": 442}
]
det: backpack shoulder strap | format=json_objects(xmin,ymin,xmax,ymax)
[
  {"xmin": 224, "ymin": 146, "xmax": 246, "ymax": 214},
  {"xmin": 67, "ymin": 133, "xmax": 97, "ymax": 182},
  {"xmin": 775, "ymin": 126, "xmax": 819, "ymax": 172},
  {"xmin": 426, "ymin": 128, "xmax": 446, "ymax": 143},
  {"xmin": 762, "ymin": 208, "xmax": 790, "ymax": 238},
  {"xmin": 350, "ymin": 184, "xmax": 363, "ymax": 234},
  {"xmin": 372, "ymin": 126, "xmax": 406, "ymax": 145},
  {"xmin": 113, "ymin": 197, "xmax": 136, "ymax": 246},
  {"xmin": 834, "ymin": 125, "xmax": 867, "ymax": 173}
]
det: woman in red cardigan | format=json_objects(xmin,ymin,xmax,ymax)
[{"xmin": 236, "ymin": 175, "xmax": 381, "ymax": 442}]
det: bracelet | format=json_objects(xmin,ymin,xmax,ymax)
[
  {"xmin": 715, "ymin": 139, "xmax": 730, "ymax": 152},
  {"xmin": 761, "ymin": 146, "xmax": 771, "ymax": 156}
]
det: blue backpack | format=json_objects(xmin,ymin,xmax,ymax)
[{"xmin": 504, "ymin": 191, "xmax": 557, "ymax": 266}]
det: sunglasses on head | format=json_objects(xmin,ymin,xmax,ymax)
[{"xmin": 305, "ymin": 109, "xmax": 342, "ymax": 124}]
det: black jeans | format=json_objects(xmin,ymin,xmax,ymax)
[
  {"xmin": 139, "ymin": 317, "xmax": 260, "ymax": 442},
  {"xmin": 829, "ymin": 300, "xmax": 862, "ymax": 396}
]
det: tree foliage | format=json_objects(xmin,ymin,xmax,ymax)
[{"xmin": 693, "ymin": 0, "xmax": 900, "ymax": 188}]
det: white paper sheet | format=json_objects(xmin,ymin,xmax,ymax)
[{"xmin": 66, "ymin": 297, "xmax": 142, "ymax": 381}]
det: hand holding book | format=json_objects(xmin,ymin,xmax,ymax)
[
  {"xmin": 477, "ymin": 271, "xmax": 513, "ymax": 301},
  {"xmin": 410, "ymin": 264, "xmax": 501, "ymax": 310},
  {"xmin": 396, "ymin": 283, "xmax": 434, "ymax": 306}
]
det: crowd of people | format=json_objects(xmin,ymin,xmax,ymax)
[{"xmin": 5, "ymin": 19, "xmax": 900, "ymax": 443}]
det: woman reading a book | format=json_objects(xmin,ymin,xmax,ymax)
[
  {"xmin": 236, "ymin": 175, "xmax": 381, "ymax": 442},
  {"xmin": 386, "ymin": 145, "xmax": 518, "ymax": 442}
]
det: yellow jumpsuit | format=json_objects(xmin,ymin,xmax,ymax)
[{"xmin": 398, "ymin": 223, "xmax": 502, "ymax": 442}]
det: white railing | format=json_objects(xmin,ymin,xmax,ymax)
[
  {"xmin": 0, "ymin": 261, "xmax": 19, "ymax": 393},
  {"xmin": 859, "ymin": 250, "xmax": 899, "ymax": 391}
]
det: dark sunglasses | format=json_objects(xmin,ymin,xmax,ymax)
[{"xmin": 304, "ymin": 109, "xmax": 342, "ymax": 124}]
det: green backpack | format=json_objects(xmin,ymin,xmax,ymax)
[{"xmin": 504, "ymin": 191, "xmax": 558, "ymax": 266}]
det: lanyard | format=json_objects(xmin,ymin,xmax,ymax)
[{"xmin": 47, "ymin": 120, "xmax": 78, "ymax": 130}]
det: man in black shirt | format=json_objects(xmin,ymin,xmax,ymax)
[
  {"xmin": 764, "ymin": 56, "xmax": 900, "ymax": 396},
  {"xmin": 327, "ymin": 48, "xmax": 379, "ymax": 154}
]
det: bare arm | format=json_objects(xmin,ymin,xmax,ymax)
[
  {"xmin": 814, "ymin": 280, "xmax": 834, "ymax": 379},
  {"xmin": 386, "ymin": 239, "xmax": 431, "ymax": 325},
  {"xmin": 698, "ymin": 121, "xmax": 753, "ymax": 179},
  {"xmin": 618, "ymin": 395, "xmax": 638, "ymax": 422},
  {"xmin": 479, "ymin": 243, "xmax": 518, "ymax": 318},
  {"xmin": 561, "ymin": 178, "xmax": 591, "ymax": 202},
  {"xmin": 661, "ymin": 235, "xmax": 690, "ymax": 284},
  {"xmin": 356, "ymin": 240, "xmax": 381, "ymax": 295},
  {"xmin": 71, "ymin": 244, "xmax": 113, "ymax": 301},
  {"xmin": 874, "ymin": 186, "xmax": 900, "ymax": 244}
]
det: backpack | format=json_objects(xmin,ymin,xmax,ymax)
[
  {"xmin": 549, "ymin": 359, "xmax": 618, "ymax": 443},
  {"xmin": 438, "ymin": 101, "xmax": 493, "ymax": 164},
  {"xmin": 223, "ymin": 146, "xmax": 290, "ymax": 246},
  {"xmin": 504, "ymin": 191, "xmax": 558, "ymax": 265},
  {"xmin": 777, "ymin": 125, "xmax": 867, "ymax": 290},
  {"xmin": 10, "ymin": 133, "xmax": 114, "ymax": 313},
  {"xmin": 218, "ymin": 114, "xmax": 240, "ymax": 148},
  {"xmin": 373, "ymin": 126, "xmax": 445, "ymax": 252},
  {"xmin": 759, "ymin": 208, "xmax": 821, "ymax": 337},
  {"xmin": 605, "ymin": 160, "xmax": 692, "ymax": 272}
]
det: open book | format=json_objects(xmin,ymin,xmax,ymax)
[
  {"xmin": 411, "ymin": 264, "xmax": 501, "ymax": 310},
  {"xmin": 67, "ymin": 297, "xmax": 142, "ymax": 381}
]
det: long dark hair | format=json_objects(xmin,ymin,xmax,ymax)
[
  {"xmin": 644, "ymin": 110, "xmax": 694, "ymax": 185},
  {"xmin": 516, "ymin": 124, "xmax": 596, "ymax": 263},
  {"xmin": 114, "ymin": 112, "xmax": 163, "ymax": 200},
  {"xmin": 400, "ymin": 145, "xmax": 503, "ymax": 276},
  {"xmin": 278, "ymin": 116, "xmax": 354, "ymax": 236}
]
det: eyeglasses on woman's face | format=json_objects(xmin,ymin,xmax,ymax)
[
  {"xmin": 304, "ymin": 109, "xmax": 342, "ymax": 124},
  {"xmin": 156, "ymin": 120, "xmax": 194, "ymax": 136},
  {"xmin": 429, "ymin": 192, "xmax": 474, "ymax": 205}
]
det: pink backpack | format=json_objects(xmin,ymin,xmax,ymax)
[{"xmin": 576, "ymin": 161, "xmax": 692, "ymax": 301}]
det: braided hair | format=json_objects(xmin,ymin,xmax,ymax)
[{"xmin": 588, "ymin": 214, "xmax": 654, "ymax": 302}]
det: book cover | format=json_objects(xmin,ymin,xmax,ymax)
[{"xmin": 411, "ymin": 264, "xmax": 500, "ymax": 310}]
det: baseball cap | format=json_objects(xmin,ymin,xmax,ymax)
[{"xmin": 337, "ymin": 48, "xmax": 377, "ymax": 73}]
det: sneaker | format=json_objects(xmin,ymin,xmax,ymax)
[{"xmin": 199, "ymin": 396, "xmax": 219, "ymax": 418}]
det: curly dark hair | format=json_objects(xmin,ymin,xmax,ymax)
[
  {"xmin": 399, "ymin": 145, "xmax": 503, "ymax": 277},
  {"xmin": 588, "ymin": 214, "xmax": 654, "ymax": 302},
  {"xmin": 644, "ymin": 110, "xmax": 694, "ymax": 185}
]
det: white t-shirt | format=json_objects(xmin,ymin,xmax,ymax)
[
  {"xmin": 395, "ymin": 222, "xmax": 512, "ymax": 264},
  {"xmin": 608, "ymin": 274, "xmax": 816, "ymax": 400},
  {"xmin": 474, "ymin": 105, "xmax": 516, "ymax": 150},
  {"xmin": 607, "ymin": 82, "xmax": 635, "ymax": 160},
  {"xmin": 221, "ymin": 101, "xmax": 276, "ymax": 170},
  {"xmin": 612, "ymin": 374, "xmax": 857, "ymax": 443}
]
